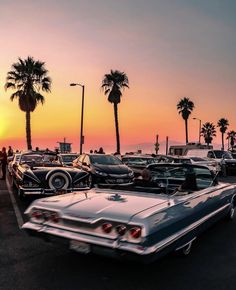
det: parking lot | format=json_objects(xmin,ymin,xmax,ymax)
[{"xmin": 1, "ymin": 175, "xmax": 236, "ymax": 290}]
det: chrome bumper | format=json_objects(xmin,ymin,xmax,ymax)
[
  {"xmin": 19, "ymin": 186, "xmax": 89, "ymax": 195},
  {"xmin": 22, "ymin": 203, "xmax": 230, "ymax": 257},
  {"xmin": 22, "ymin": 221, "xmax": 150, "ymax": 255}
]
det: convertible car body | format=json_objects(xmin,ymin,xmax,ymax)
[
  {"xmin": 22, "ymin": 164, "xmax": 236, "ymax": 262},
  {"xmin": 14, "ymin": 152, "xmax": 88, "ymax": 198}
]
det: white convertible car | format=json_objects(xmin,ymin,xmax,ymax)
[{"xmin": 22, "ymin": 164, "xmax": 236, "ymax": 262}]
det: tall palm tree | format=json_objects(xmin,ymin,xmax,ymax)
[
  {"xmin": 201, "ymin": 122, "xmax": 216, "ymax": 146},
  {"xmin": 177, "ymin": 97, "xmax": 195, "ymax": 144},
  {"xmin": 101, "ymin": 70, "xmax": 129, "ymax": 154},
  {"xmin": 217, "ymin": 118, "xmax": 229, "ymax": 151},
  {"xmin": 226, "ymin": 130, "xmax": 236, "ymax": 150},
  {"xmin": 5, "ymin": 56, "xmax": 51, "ymax": 150}
]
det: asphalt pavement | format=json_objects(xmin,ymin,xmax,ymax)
[{"xmin": 1, "ymin": 175, "xmax": 236, "ymax": 290}]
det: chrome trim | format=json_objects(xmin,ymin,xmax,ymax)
[
  {"xmin": 20, "ymin": 186, "xmax": 89, "ymax": 195},
  {"xmin": 98, "ymin": 182, "xmax": 134, "ymax": 186}
]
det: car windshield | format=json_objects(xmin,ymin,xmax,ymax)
[
  {"xmin": 61, "ymin": 155, "xmax": 78, "ymax": 162},
  {"xmin": 90, "ymin": 155, "xmax": 122, "ymax": 165},
  {"xmin": 20, "ymin": 154, "xmax": 61, "ymax": 166},
  {"xmin": 148, "ymin": 164, "xmax": 213, "ymax": 191},
  {"xmin": 122, "ymin": 157, "xmax": 155, "ymax": 166},
  {"xmin": 214, "ymin": 151, "xmax": 232, "ymax": 159}
]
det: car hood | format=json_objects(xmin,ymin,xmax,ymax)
[
  {"xmin": 31, "ymin": 189, "xmax": 169, "ymax": 222},
  {"xmin": 93, "ymin": 164, "xmax": 130, "ymax": 174}
]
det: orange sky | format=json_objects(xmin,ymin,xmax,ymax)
[{"xmin": 0, "ymin": 1, "xmax": 236, "ymax": 153}]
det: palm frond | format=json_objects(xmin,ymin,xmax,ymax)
[{"xmin": 4, "ymin": 82, "xmax": 15, "ymax": 90}]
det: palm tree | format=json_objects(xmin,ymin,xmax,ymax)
[
  {"xmin": 226, "ymin": 130, "xmax": 236, "ymax": 150},
  {"xmin": 217, "ymin": 118, "xmax": 229, "ymax": 151},
  {"xmin": 177, "ymin": 97, "xmax": 195, "ymax": 144},
  {"xmin": 201, "ymin": 122, "xmax": 216, "ymax": 146},
  {"xmin": 5, "ymin": 56, "xmax": 51, "ymax": 150},
  {"xmin": 101, "ymin": 70, "xmax": 129, "ymax": 154}
]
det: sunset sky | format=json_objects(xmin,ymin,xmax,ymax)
[{"xmin": 0, "ymin": 0, "xmax": 236, "ymax": 153}]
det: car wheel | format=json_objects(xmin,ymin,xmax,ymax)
[{"xmin": 47, "ymin": 171, "xmax": 70, "ymax": 192}]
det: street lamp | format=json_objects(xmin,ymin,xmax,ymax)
[
  {"xmin": 193, "ymin": 117, "xmax": 202, "ymax": 143},
  {"xmin": 70, "ymin": 83, "xmax": 85, "ymax": 154}
]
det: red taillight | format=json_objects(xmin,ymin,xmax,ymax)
[
  {"xmin": 50, "ymin": 213, "xmax": 60, "ymax": 223},
  {"xmin": 130, "ymin": 227, "xmax": 142, "ymax": 239},
  {"xmin": 31, "ymin": 210, "xmax": 43, "ymax": 220},
  {"xmin": 102, "ymin": 223, "xmax": 113, "ymax": 233},
  {"xmin": 116, "ymin": 225, "xmax": 126, "ymax": 236}
]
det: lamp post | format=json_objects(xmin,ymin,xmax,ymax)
[
  {"xmin": 193, "ymin": 117, "xmax": 202, "ymax": 143},
  {"xmin": 70, "ymin": 83, "xmax": 85, "ymax": 154}
]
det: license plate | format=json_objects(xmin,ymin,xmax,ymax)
[{"xmin": 69, "ymin": 240, "xmax": 91, "ymax": 254}]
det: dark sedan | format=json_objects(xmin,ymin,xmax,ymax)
[{"xmin": 73, "ymin": 154, "xmax": 134, "ymax": 187}]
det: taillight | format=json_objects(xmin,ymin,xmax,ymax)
[
  {"xmin": 50, "ymin": 213, "xmax": 60, "ymax": 223},
  {"xmin": 130, "ymin": 227, "xmax": 142, "ymax": 239},
  {"xmin": 116, "ymin": 225, "xmax": 126, "ymax": 236},
  {"xmin": 102, "ymin": 223, "xmax": 113, "ymax": 233},
  {"xmin": 31, "ymin": 210, "xmax": 43, "ymax": 220}
]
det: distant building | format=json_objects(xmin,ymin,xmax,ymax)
[{"xmin": 57, "ymin": 142, "xmax": 72, "ymax": 153}]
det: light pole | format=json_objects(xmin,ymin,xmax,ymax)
[
  {"xmin": 193, "ymin": 117, "xmax": 202, "ymax": 143},
  {"xmin": 70, "ymin": 83, "xmax": 85, "ymax": 154}
]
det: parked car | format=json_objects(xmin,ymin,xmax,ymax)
[
  {"xmin": 8, "ymin": 153, "xmax": 21, "ymax": 176},
  {"xmin": 186, "ymin": 149, "xmax": 236, "ymax": 176},
  {"xmin": 158, "ymin": 156, "xmax": 219, "ymax": 173},
  {"xmin": 13, "ymin": 151, "xmax": 88, "ymax": 199},
  {"xmin": 121, "ymin": 155, "xmax": 156, "ymax": 177},
  {"xmin": 22, "ymin": 163, "xmax": 236, "ymax": 263},
  {"xmin": 58, "ymin": 153, "xmax": 79, "ymax": 167},
  {"xmin": 73, "ymin": 154, "xmax": 134, "ymax": 187}
]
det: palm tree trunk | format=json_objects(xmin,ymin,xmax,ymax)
[
  {"xmin": 26, "ymin": 111, "xmax": 32, "ymax": 150},
  {"xmin": 113, "ymin": 103, "xmax": 120, "ymax": 154},
  {"xmin": 221, "ymin": 133, "xmax": 224, "ymax": 151},
  {"xmin": 185, "ymin": 119, "xmax": 188, "ymax": 144}
]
